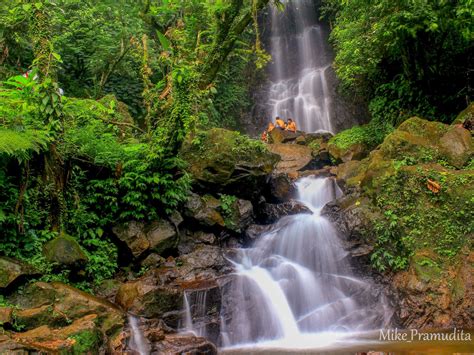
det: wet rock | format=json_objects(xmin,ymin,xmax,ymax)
[
  {"xmin": 267, "ymin": 143, "xmax": 313, "ymax": 173},
  {"xmin": 115, "ymin": 279, "xmax": 182, "ymax": 319},
  {"xmin": 42, "ymin": 234, "xmax": 88, "ymax": 268},
  {"xmin": 259, "ymin": 200, "xmax": 312, "ymax": 224},
  {"xmin": 179, "ymin": 128, "xmax": 279, "ymax": 199},
  {"xmin": 267, "ymin": 173, "xmax": 296, "ymax": 202},
  {"xmin": 10, "ymin": 282, "xmax": 124, "ymax": 335},
  {"xmin": 112, "ymin": 219, "xmax": 177, "ymax": 258},
  {"xmin": 224, "ymin": 198, "xmax": 255, "ymax": 232},
  {"xmin": 0, "ymin": 257, "xmax": 37, "ymax": 289},
  {"xmin": 184, "ymin": 192, "xmax": 225, "ymax": 228},
  {"xmin": 245, "ymin": 224, "xmax": 273, "ymax": 240},
  {"xmin": 153, "ymin": 334, "xmax": 217, "ymax": 354},
  {"xmin": 268, "ymin": 128, "xmax": 300, "ymax": 144},
  {"xmin": 115, "ymin": 245, "xmax": 229, "ymax": 320}
]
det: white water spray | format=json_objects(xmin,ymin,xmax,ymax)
[
  {"xmin": 220, "ymin": 177, "xmax": 392, "ymax": 349},
  {"xmin": 127, "ymin": 315, "xmax": 150, "ymax": 355}
]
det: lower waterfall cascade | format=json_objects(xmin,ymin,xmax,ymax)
[{"xmin": 182, "ymin": 177, "xmax": 393, "ymax": 350}]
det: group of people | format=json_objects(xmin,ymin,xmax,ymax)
[{"xmin": 261, "ymin": 116, "xmax": 297, "ymax": 142}]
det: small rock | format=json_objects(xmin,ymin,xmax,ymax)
[
  {"xmin": 112, "ymin": 221, "xmax": 149, "ymax": 258},
  {"xmin": 141, "ymin": 253, "xmax": 165, "ymax": 268},
  {"xmin": 259, "ymin": 200, "xmax": 313, "ymax": 224},
  {"xmin": 184, "ymin": 192, "xmax": 225, "ymax": 228},
  {"xmin": 146, "ymin": 219, "xmax": 177, "ymax": 254}
]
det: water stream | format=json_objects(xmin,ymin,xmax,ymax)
[
  {"xmin": 266, "ymin": 0, "xmax": 335, "ymax": 133},
  {"xmin": 127, "ymin": 315, "xmax": 150, "ymax": 355},
  {"xmin": 218, "ymin": 177, "xmax": 392, "ymax": 350}
]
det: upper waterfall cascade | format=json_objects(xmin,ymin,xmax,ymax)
[{"xmin": 267, "ymin": 0, "xmax": 335, "ymax": 133}]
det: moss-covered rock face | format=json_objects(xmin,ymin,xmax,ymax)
[
  {"xmin": 42, "ymin": 234, "xmax": 89, "ymax": 268},
  {"xmin": 179, "ymin": 128, "xmax": 279, "ymax": 198},
  {"xmin": 0, "ymin": 257, "xmax": 37, "ymax": 289},
  {"xmin": 328, "ymin": 115, "xmax": 473, "ymax": 328},
  {"xmin": 9, "ymin": 282, "xmax": 124, "ymax": 335}
]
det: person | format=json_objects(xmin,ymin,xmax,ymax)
[
  {"xmin": 286, "ymin": 118, "xmax": 297, "ymax": 133},
  {"xmin": 261, "ymin": 122, "xmax": 275, "ymax": 143},
  {"xmin": 275, "ymin": 116, "xmax": 286, "ymax": 130}
]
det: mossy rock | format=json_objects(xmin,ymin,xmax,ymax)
[
  {"xmin": 9, "ymin": 282, "xmax": 124, "ymax": 335},
  {"xmin": 43, "ymin": 234, "xmax": 88, "ymax": 268},
  {"xmin": 0, "ymin": 257, "xmax": 37, "ymax": 289},
  {"xmin": 451, "ymin": 103, "xmax": 474, "ymax": 126},
  {"xmin": 328, "ymin": 142, "xmax": 369, "ymax": 163},
  {"xmin": 179, "ymin": 128, "xmax": 279, "ymax": 198}
]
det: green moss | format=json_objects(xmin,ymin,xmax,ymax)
[
  {"xmin": 69, "ymin": 329, "xmax": 102, "ymax": 354},
  {"xmin": 329, "ymin": 120, "xmax": 393, "ymax": 150},
  {"xmin": 367, "ymin": 165, "xmax": 473, "ymax": 272}
]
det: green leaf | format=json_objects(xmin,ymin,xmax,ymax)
[{"xmin": 156, "ymin": 30, "xmax": 170, "ymax": 51}]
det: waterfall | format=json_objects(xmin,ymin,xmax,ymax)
[
  {"xmin": 220, "ymin": 177, "xmax": 392, "ymax": 349},
  {"xmin": 181, "ymin": 289, "xmax": 209, "ymax": 338},
  {"xmin": 127, "ymin": 315, "xmax": 150, "ymax": 355},
  {"xmin": 267, "ymin": 0, "xmax": 335, "ymax": 133}
]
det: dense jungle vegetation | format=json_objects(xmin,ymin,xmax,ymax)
[{"xmin": 0, "ymin": 0, "xmax": 472, "ymax": 289}]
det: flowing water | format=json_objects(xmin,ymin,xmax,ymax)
[
  {"xmin": 127, "ymin": 315, "xmax": 150, "ymax": 355},
  {"xmin": 181, "ymin": 289, "xmax": 210, "ymax": 338},
  {"xmin": 219, "ymin": 177, "xmax": 392, "ymax": 350},
  {"xmin": 266, "ymin": 0, "xmax": 335, "ymax": 133}
]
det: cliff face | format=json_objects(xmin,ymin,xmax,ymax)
[{"xmin": 324, "ymin": 113, "xmax": 473, "ymax": 329}]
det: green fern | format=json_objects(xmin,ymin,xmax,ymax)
[{"xmin": 0, "ymin": 128, "xmax": 49, "ymax": 161}]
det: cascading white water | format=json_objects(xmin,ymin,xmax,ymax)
[
  {"xmin": 267, "ymin": 0, "xmax": 334, "ymax": 133},
  {"xmin": 220, "ymin": 177, "xmax": 392, "ymax": 349},
  {"xmin": 181, "ymin": 289, "xmax": 209, "ymax": 337},
  {"xmin": 127, "ymin": 315, "xmax": 150, "ymax": 355}
]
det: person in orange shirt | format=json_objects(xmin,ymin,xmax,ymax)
[
  {"xmin": 286, "ymin": 118, "xmax": 297, "ymax": 132},
  {"xmin": 275, "ymin": 117, "xmax": 286, "ymax": 130}
]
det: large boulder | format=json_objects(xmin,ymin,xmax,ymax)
[
  {"xmin": 1, "ymin": 314, "xmax": 103, "ymax": 354},
  {"xmin": 112, "ymin": 219, "xmax": 177, "ymax": 258},
  {"xmin": 42, "ymin": 234, "xmax": 88, "ymax": 268},
  {"xmin": 179, "ymin": 128, "xmax": 279, "ymax": 199},
  {"xmin": 9, "ymin": 282, "xmax": 124, "ymax": 336},
  {"xmin": 115, "ymin": 245, "xmax": 230, "ymax": 321},
  {"xmin": 267, "ymin": 129, "xmax": 301, "ymax": 144},
  {"xmin": 0, "ymin": 257, "xmax": 37, "ymax": 289},
  {"xmin": 379, "ymin": 117, "xmax": 472, "ymax": 168},
  {"xmin": 267, "ymin": 143, "xmax": 313, "ymax": 173}
]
